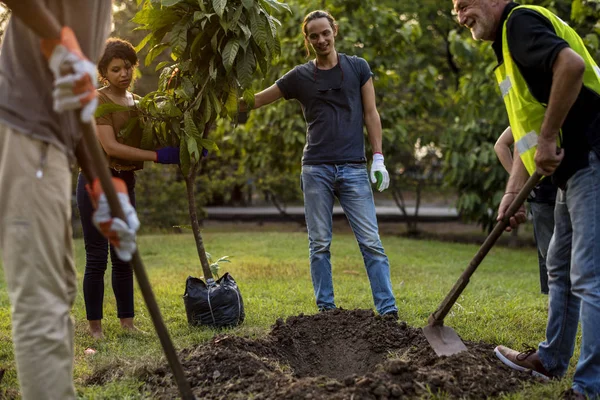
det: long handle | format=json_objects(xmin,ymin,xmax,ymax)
[
  {"xmin": 79, "ymin": 120, "xmax": 195, "ymax": 400},
  {"xmin": 428, "ymin": 171, "xmax": 542, "ymax": 326}
]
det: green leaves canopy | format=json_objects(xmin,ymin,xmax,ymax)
[{"xmin": 133, "ymin": 0, "xmax": 290, "ymax": 176}]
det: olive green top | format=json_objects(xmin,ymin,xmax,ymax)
[{"xmin": 96, "ymin": 88, "xmax": 144, "ymax": 171}]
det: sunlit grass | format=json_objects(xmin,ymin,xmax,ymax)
[{"xmin": 0, "ymin": 226, "xmax": 577, "ymax": 399}]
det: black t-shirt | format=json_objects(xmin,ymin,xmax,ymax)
[
  {"xmin": 276, "ymin": 54, "xmax": 373, "ymax": 165},
  {"xmin": 493, "ymin": 2, "xmax": 600, "ymax": 188}
]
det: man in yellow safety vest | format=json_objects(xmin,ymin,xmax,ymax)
[{"xmin": 452, "ymin": 1, "xmax": 600, "ymax": 398}]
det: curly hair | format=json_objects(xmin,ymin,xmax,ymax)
[
  {"xmin": 97, "ymin": 38, "xmax": 138, "ymax": 80},
  {"xmin": 301, "ymin": 10, "xmax": 337, "ymax": 58}
]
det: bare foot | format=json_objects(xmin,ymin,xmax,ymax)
[
  {"xmin": 120, "ymin": 318, "xmax": 146, "ymax": 334},
  {"xmin": 88, "ymin": 320, "xmax": 104, "ymax": 340}
]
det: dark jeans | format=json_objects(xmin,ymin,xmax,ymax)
[
  {"xmin": 76, "ymin": 170, "xmax": 136, "ymax": 320},
  {"xmin": 530, "ymin": 201, "xmax": 555, "ymax": 295}
]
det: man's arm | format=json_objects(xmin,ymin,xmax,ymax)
[
  {"xmin": 239, "ymin": 84, "xmax": 283, "ymax": 112},
  {"xmin": 3, "ymin": 0, "xmax": 101, "ymax": 181},
  {"xmin": 535, "ymin": 47, "xmax": 584, "ymax": 175},
  {"xmin": 494, "ymin": 126, "xmax": 514, "ymax": 174},
  {"xmin": 497, "ymin": 146, "xmax": 529, "ymax": 230},
  {"xmin": 361, "ymin": 78, "xmax": 383, "ymax": 153},
  {"xmin": 2, "ymin": 0, "xmax": 61, "ymax": 39}
]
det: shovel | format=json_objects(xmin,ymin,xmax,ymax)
[
  {"xmin": 423, "ymin": 171, "xmax": 542, "ymax": 357},
  {"xmin": 78, "ymin": 120, "xmax": 196, "ymax": 400}
]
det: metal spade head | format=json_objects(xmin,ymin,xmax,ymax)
[{"xmin": 423, "ymin": 324, "xmax": 468, "ymax": 357}]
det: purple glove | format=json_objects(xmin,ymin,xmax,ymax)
[{"xmin": 155, "ymin": 147, "xmax": 180, "ymax": 164}]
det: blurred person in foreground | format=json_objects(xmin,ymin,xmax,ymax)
[{"xmin": 0, "ymin": 1, "xmax": 139, "ymax": 398}]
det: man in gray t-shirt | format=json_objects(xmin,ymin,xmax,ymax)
[
  {"xmin": 240, "ymin": 10, "xmax": 398, "ymax": 318},
  {"xmin": 0, "ymin": 2, "xmax": 138, "ymax": 399}
]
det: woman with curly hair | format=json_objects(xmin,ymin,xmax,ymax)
[{"xmin": 76, "ymin": 38, "xmax": 179, "ymax": 339}]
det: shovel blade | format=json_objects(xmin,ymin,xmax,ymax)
[{"xmin": 423, "ymin": 324, "xmax": 468, "ymax": 357}]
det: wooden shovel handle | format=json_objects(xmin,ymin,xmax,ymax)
[{"xmin": 428, "ymin": 171, "xmax": 543, "ymax": 326}]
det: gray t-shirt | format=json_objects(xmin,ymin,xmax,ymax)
[
  {"xmin": 276, "ymin": 53, "xmax": 373, "ymax": 165},
  {"xmin": 0, "ymin": 1, "xmax": 112, "ymax": 160}
]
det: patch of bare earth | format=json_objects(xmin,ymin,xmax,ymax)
[{"xmin": 135, "ymin": 309, "xmax": 542, "ymax": 399}]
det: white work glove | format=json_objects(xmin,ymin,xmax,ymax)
[
  {"xmin": 370, "ymin": 153, "xmax": 390, "ymax": 192},
  {"xmin": 87, "ymin": 178, "xmax": 140, "ymax": 262},
  {"xmin": 41, "ymin": 27, "xmax": 98, "ymax": 123}
]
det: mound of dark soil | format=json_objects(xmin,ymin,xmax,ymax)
[{"xmin": 137, "ymin": 309, "xmax": 543, "ymax": 399}]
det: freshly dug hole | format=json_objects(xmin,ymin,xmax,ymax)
[{"xmin": 135, "ymin": 309, "xmax": 544, "ymax": 399}]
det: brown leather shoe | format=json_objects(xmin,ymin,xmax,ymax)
[{"xmin": 494, "ymin": 345, "xmax": 553, "ymax": 380}]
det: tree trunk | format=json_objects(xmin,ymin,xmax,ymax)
[
  {"xmin": 408, "ymin": 181, "xmax": 423, "ymax": 236},
  {"xmin": 185, "ymin": 166, "xmax": 213, "ymax": 282}
]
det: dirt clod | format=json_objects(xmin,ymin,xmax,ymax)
[{"xmin": 136, "ymin": 309, "xmax": 543, "ymax": 399}]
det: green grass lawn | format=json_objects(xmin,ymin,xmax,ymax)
[{"xmin": 0, "ymin": 225, "xmax": 576, "ymax": 399}]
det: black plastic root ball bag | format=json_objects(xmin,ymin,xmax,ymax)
[{"xmin": 183, "ymin": 273, "xmax": 245, "ymax": 328}]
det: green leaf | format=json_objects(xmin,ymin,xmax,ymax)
[
  {"xmin": 229, "ymin": 5, "xmax": 243, "ymax": 27},
  {"xmin": 95, "ymin": 103, "xmax": 130, "ymax": 118},
  {"xmin": 212, "ymin": 0, "xmax": 227, "ymax": 18},
  {"xmin": 132, "ymin": 8, "xmax": 179, "ymax": 32},
  {"xmin": 158, "ymin": 66, "xmax": 175, "ymax": 90},
  {"xmin": 161, "ymin": 0, "xmax": 184, "ymax": 6},
  {"xmin": 224, "ymin": 84, "xmax": 238, "ymax": 117},
  {"xmin": 260, "ymin": 0, "xmax": 289, "ymax": 13},
  {"xmin": 171, "ymin": 23, "xmax": 189, "ymax": 57},
  {"xmin": 117, "ymin": 117, "xmax": 139, "ymax": 140},
  {"xmin": 184, "ymin": 111, "xmax": 202, "ymax": 139},
  {"xmin": 135, "ymin": 33, "xmax": 153, "ymax": 53},
  {"xmin": 155, "ymin": 60, "xmax": 172, "ymax": 72},
  {"xmin": 156, "ymin": 98, "xmax": 182, "ymax": 117},
  {"xmin": 210, "ymin": 30, "xmax": 219, "ymax": 52},
  {"xmin": 248, "ymin": 9, "xmax": 266, "ymax": 47},
  {"xmin": 199, "ymin": 138, "xmax": 219, "ymax": 152},
  {"xmin": 187, "ymin": 136, "xmax": 200, "ymax": 163},
  {"xmin": 264, "ymin": 14, "xmax": 278, "ymax": 37},
  {"xmin": 236, "ymin": 47, "xmax": 255, "ymax": 88},
  {"xmin": 175, "ymin": 77, "xmax": 195, "ymax": 100},
  {"xmin": 202, "ymin": 96, "xmax": 213, "ymax": 123},
  {"xmin": 179, "ymin": 135, "xmax": 191, "ymax": 175},
  {"xmin": 145, "ymin": 43, "xmax": 170, "ymax": 66},
  {"xmin": 140, "ymin": 120, "xmax": 155, "ymax": 150},
  {"xmin": 190, "ymin": 31, "xmax": 206, "ymax": 55},
  {"xmin": 242, "ymin": 88, "xmax": 255, "ymax": 109},
  {"xmin": 238, "ymin": 22, "xmax": 252, "ymax": 41},
  {"xmin": 209, "ymin": 57, "xmax": 218, "ymax": 80},
  {"xmin": 222, "ymin": 39, "xmax": 240, "ymax": 72},
  {"xmin": 241, "ymin": 0, "xmax": 253, "ymax": 10},
  {"xmin": 209, "ymin": 91, "xmax": 222, "ymax": 117}
]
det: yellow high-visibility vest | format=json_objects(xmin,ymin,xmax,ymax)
[{"xmin": 495, "ymin": 5, "xmax": 600, "ymax": 175}]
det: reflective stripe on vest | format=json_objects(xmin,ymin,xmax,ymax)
[{"xmin": 494, "ymin": 5, "xmax": 600, "ymax": 175}]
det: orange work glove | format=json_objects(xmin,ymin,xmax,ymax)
[{"xmin": 40, "ymin": 27, "xmax": 98, "ymax": 122}]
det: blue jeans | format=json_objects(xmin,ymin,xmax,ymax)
[
  {"xmin": 76, "ymin": 171, "xmax": 136, "ymax": 320},
  {"xmin": 301, "ymin": 163, "xmax": 397, "ymax": 315},
  {"xmin": 530, "ymin": 201, "xmax": 555, "ymax": 294},
  {"xmin": 538, "ymin": 152, "xmax": 600, "ymax": 398}
]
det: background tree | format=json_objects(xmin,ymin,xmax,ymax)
[{"xmin": 132, "ymin": 0, "xmax": 289, "ymax": 282}]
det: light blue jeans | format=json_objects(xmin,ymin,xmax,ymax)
[
  {"xmin": 538, "ymin": 151, "xmax": 600, "ymax": 398},
  {"xmin": 301, "ymin": 163, "xmax": 397, "ymax": 315}
]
